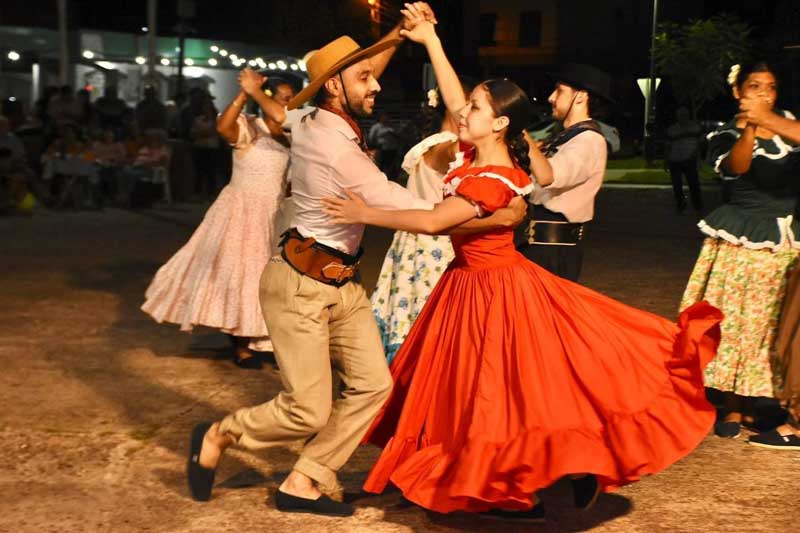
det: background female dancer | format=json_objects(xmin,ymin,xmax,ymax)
[
  {"xmin": 681, "ymin": 62, "xmax": 800, "ymax": 441},
  {"xmin": 371, "ymin": 84, "xmax": 474, "ymax": 362},
  {"xmin": 142, "ymin": 69, "xmax": 291, "ymax": 369}
]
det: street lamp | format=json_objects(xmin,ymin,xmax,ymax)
[
  {"xmin": 7, "ymin": 51, "xmax": 20, "ymax": 61},
  {"xmin": 644, "ymin": 0, "xmax": 659, "ymax": 166}
]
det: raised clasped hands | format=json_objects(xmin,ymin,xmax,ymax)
[
  {"xmin": 737, "ymin": 95, "xmax": 774, "ymax": 128},
  {"xmin": 400, "ymin": 3, "xmax": 438, "ymax": 44},
  {"xmin": 238, "ymin": 68, "xmax": 266, "ymax": 97},
  {"xmin": 322, "ymin": 189, "xmax": 369, "ymax": 225},
  {"xmin": 401, "ymin": 2, "xmax": 437, "ymax": 30}
]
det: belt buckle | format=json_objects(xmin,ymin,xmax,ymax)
[
  {"xmin": 526, "ymin": 220, "xmax": 536, "ymax": 245},
  {"xmin": 321, "ymin": 262, "xmax": 355, "ymax": 283}
]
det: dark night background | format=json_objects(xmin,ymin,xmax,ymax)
[{"xmin": 2, "ymin": 1, "xmax": 800, "ymax": 135}]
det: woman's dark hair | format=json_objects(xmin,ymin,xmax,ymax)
[
  {"xmin": 734, "ymin": 61, "xmax": 776, "ymax": 89},
  {"xmin": 482, "ymin": 78, "xmax": 533, "ymax": 173},
  {"xmin": 415, "ymin": 78, "xmax": 477, "ymax": 141},
  {"xmin": 417, "ymin": 102, "xmax": 446, "ymax": 140}
]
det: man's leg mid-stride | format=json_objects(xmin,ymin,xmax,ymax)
[{"xmin": 188, "ymin": 258, "xmax": 391, "ymax": 514}]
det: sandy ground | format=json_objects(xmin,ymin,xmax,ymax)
[{"xmin": 1, "ymin": 188, "xmax": 799, "ymax": 533}]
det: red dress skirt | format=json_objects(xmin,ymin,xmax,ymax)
[{"xmin": 363, "ymin": 159, "xmax": 721, "ymax": 514}]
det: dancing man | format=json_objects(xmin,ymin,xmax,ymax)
[
  {"xmin": 517, "ymin": 64, "xmax": 612, "ymax": 282},
  {"xmin": 186, "ymin": 4, "xmax": 526, "ymax": 517}
]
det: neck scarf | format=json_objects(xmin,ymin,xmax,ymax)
[{"xmin": 319, "ymin": 103, "xmax": 367, "ymax": 152}]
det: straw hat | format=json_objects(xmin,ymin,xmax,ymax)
[{"xmin": 287, "ymin": 36, "xmax": 401, "ymax": 110}]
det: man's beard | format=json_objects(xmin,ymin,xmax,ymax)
[{"xmin": 347, "ymin": 92, "xmax": 378, "ymax": 118}]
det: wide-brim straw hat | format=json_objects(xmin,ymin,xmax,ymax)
[{"xmin": 287, "ymin": 36, "xmax": 401, "ymax": 110}]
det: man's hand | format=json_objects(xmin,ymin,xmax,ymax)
[
  {"xmin": 737, "ymin": 96, "xmax": 774, "ymax": 128},
  {"xmin": 523, "ymin": 130, "xmax": 544, "ymax": 151},
  {"xmin": 239, "ymin": 68, "xmax": 266, "ymax": 97},
  {"xmin": 401, "ymin": 2, "xmax": 437, "ymax": 31},
  {"xmin": 495, "ymin": 196, "xmax": 528, "ymax": 228}
]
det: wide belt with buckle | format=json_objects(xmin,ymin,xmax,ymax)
[
  {"xmin": 279, "ymin": 228, "xmax": 362, "ymax": 287},
  {"xmin": 526, "ymin": 220, "xmax": 585, "ymax": 246}
]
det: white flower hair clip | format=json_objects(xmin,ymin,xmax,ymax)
[
  {"xmin": 727, "ymin": 64, "xmax": 741, "ymax": 87},
  {"xmin": 427, "ymin": 88, "xmax": 439, "ymax": 108}
]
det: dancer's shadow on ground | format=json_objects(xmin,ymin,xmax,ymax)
[
  {"xmin": 355, "ymin": 482, "xmax": 633, "ymax": 533},
  {"xmin": 66, "ymin": 259, "xmax": 291, "ymax": 496},
  {"xmin": 343, "ymin": 471, "xmax": 632, "ymax": 532}
]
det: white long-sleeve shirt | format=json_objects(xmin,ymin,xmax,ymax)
[
  {"xmin": 530, "ymin": 131, "xmax": 607, "ymax": 223},
  {"xmin": 289, "ymin": 108, "xmax": 432, "ymax": 254}
]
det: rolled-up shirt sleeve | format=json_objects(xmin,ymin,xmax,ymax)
[
  {"xmin": 332, "ymin": 146, "xmax": 433, "ymax": 210},
  {"xmin": 544, "ymin": 133, "xmax": 605, "ymax": 190}
]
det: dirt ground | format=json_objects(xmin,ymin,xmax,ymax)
[{"xmin": 1, "ymin": 188, "xmax": 799, "ymax": 533}]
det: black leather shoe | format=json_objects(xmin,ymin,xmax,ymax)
[
  {"xmin": 187, "ymin": 422, "xmax": 216, "ymax": 501},
  {"xmin": 275, "ymin": 490, "xmax": 354, "ymax": 516},
  {"xmin": 479, "ymin": 503, "xmax": 546, "ymax": 523},
  {"xmin": 748, "ymin": 430, "xmax": 800, "ymax": 450},
  {"xmin": 714, "ymin": 420, "xmax": 741, "ymax": 439},
  {"xmin": 572, "ymin": 475, "xmax": 601, "ymax": 509}
]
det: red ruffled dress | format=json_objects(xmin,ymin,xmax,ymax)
[{"xmin": 363, "ymin": 152, "xmax": 722, "ymax": 514}]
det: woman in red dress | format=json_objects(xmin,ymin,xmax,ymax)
[{"xmin": 324, "ymin": 15, "xmax": 721, "ymax": 520}]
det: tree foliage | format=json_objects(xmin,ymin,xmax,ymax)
[{"xmin": 654, "ymin": 14, "xmax": 753, "ymax": 117}]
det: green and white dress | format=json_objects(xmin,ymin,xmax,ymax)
[
  {"xmin": 371, "ymin": 132, "xmax": 457, "ymax": 363},
  {"xmin": 681, "ymin": 112, "xmax": 800, "ymax": 397}
]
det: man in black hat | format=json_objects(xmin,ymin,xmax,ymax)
[{"xmin": 518, "ymin": 63, "xmax": 611, "ymax": 282}]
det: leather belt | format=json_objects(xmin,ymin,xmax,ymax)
[
  {"xmin": 279, "ymin": 228, "xmax": 362, "ymax": 287},
  {"xmin": 526, "ymin": 220, "xmax": 585, "ymax": 246}
]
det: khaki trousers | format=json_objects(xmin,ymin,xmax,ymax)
[{"xmin": 219, "ymin": 257, "xmax": 392, "ymax": 489}]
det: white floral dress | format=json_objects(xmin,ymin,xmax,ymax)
[{"xmin": 371, "ymin": 132, "xmax": 457, "ymax": 362}]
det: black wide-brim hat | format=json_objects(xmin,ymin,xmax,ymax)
[{"xmin": 548, "ymin": 63, "xmax": 615, "ymax": 104}]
